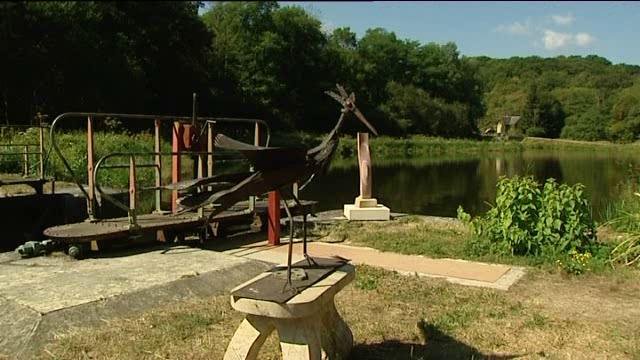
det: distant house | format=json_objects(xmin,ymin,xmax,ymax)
[{"xmin": 496, "ymin": 115, "xmax": 521, "ymax": 135}]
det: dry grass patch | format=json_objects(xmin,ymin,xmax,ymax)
[
  {"xmin": 316, "ymin": 215, "xmax": 471, "ymax": 259},
  {"xmin": 39, "ymin": 265, "xmax": 639, "ymax": 360}
]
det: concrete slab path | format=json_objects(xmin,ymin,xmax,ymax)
[
  {"xmin": 0, "ymin": 247, "xmax": 270, "ymax": 358},
  {"xmin": 219, "ymin": 240, "xmax": 525, "ymax": 291}
]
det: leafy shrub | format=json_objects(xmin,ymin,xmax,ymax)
[{"xmin": 462, "ymin": 176, "xmax": 597, "ymax": 258}]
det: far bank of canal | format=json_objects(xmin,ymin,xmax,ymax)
[{"xmin": 303, "ymin": 150, "xmax": 640, "ymax": 221}]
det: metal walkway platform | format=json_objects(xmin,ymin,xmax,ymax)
[{"xmin": 43, "ymin": 200, "xmax": 317, "ymax": 244}]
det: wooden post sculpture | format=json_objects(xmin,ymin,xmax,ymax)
[{"xmin": 343, "ymin": 132, "xmax": 390, "ymax": 220}]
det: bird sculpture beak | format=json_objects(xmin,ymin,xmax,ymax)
[{"xmin": 353, "ymin": 107, "xmax": 378, "ymax": 136}]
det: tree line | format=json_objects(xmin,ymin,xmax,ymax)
[{"xmin": 2, "ymin": 1, "xmax": 640, "ymax": 140}]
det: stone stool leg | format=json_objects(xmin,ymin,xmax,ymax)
[
  {"xmin": 224, "ymin": 315, "xmax": 275, "ymax": 360},
  {"xmin": 319, "ymin": 301, "xmax": 353, "ymax": 359},
  {"xmin": 276, "ymin": 317, "xmax": 324, "ymax": 360}
]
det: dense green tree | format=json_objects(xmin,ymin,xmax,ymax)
[
  {"xmin": 521, "ymin": 83, "xmax": 565, "ymax": 138},
  {"xmin": 561, "ymin": 108, "xmax": 608, "ymax": 141},
  {"xmin": 1, "ymin": 1, "xmax": 212, "ymax": 125},
  {"xmin": 202, "ymin": 2, "xmax": 332, "ymax": 130},
  {"xmin": 380, "ymin": 82, "xmax": 474, "ymax": 137},
  {"xmin": 609, "ymin": 82, "xmax": 640, "ymax": 140},
  {"xmin": 4, "ymin": 1, "xmax": 640, "ymax": 141}
]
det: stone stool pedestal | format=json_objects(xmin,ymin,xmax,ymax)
[{"xmin": 224, "ymin": 264, "xmax": 355, "ymax": 360}]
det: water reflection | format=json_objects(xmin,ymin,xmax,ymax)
[{"xmin": 302, "ymin": 151, "xmax": 640, "ymax": 221}]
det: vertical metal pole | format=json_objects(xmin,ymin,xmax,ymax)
[
  {"xmin": 192, "ymin": 93, "xmax": 197, "ymax": 126},
  {"xmin": 23, "ymin": 145, "xmax": 28, "ymax": 177},
  {"xmin": 38, "ymin": 119, "xmax": 44, "ymax": 179},
  {"xmin": 171, "ymin": 122, "xmax": 182, "ymax": 214},
  {"xmin": 87, "ymin": 116, "xmax": 96, "ymax": 220},
  {"xmin": 267, "ymin": 191, "xmax": 281, "ymax": 245},
  {"xmin": 154, "ymin": 119, "xmax": 162, "ymax": 213},
  {"xmin": 249, "ymin": 122, "xmax": 260, "ymax": 212},
  {"xmin": 197, "ymin": 155, "xmax": 204, "ymax": 219},
  {"xmin": 207, "ymin": 122, "xmax": 214, "ymax": 189},
  {"xmin": 129, "ymin": 156, "xmax": 137, "ymax": 211}
]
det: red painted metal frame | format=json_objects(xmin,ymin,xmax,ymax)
[
  {"xmin": 171, "ymin": 122, "xmax": 184, "ymax": 214},
  {"xmin": 267, "ymin": 191, "xmax": 281, "ymax": 245}
]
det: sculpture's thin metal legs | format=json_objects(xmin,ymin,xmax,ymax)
[
  {"xmin": 283, "ymin": 189, "xmax": 317, "ymax": 266},
  {"xmin": 303, "ymin": 213, "xmax": 307, "ymax": 256},
  {"xmin": 279, "ymin": 190, "xmax": 295, "ymax": 290}
]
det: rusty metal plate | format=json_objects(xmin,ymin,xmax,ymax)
[
  {"xmin": 231, "ymin": 256, "xmax": 348, "ymax": 304},
  {"xmin": 43, "ymin": 213, "xmax": 203, "ymax": 242}
]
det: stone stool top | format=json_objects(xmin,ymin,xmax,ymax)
[
  {"xmin": 225, "ymin": 264, "xmax": 355, "ymax": 360},
  {"xmin": 230, "ymin": 263, "xmax": 355, "ymax": 319}
]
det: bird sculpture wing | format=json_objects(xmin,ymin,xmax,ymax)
[{"xmin": 215, "ymin": 133, "xmax": 307, "ymax": 171}]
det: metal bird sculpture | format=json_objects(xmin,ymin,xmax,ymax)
[{"xmin": 177, "ymin": 84, "xmax": 377, "ymax": 287}]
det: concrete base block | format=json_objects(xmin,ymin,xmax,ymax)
[
  {"xmin": 343, "ymin": 204, "xmax": 390, "ymax": 221},
  {"xmin": 354, "ymin": 196, "xmax": 378, "ymax": 208}
]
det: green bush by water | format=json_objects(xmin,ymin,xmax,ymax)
[{"xmin": 459, "ymin": 176, "xmax": 608, "ymax": 273}]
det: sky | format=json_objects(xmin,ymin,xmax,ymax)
[{"xmin": 201, "ymin": 1, "xmax": 640, "ymax": 66}]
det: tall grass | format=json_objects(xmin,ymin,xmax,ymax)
[{"xmin": 603, "ymin": 164, "xmax": 640, "ymax": 267}]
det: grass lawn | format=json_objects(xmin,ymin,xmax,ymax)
[
  {"xmin": 36, "ymin": 265, "xmax": 639, "ymax": 359},
  {"xmin": 314, "ymin": 215, "xmax": 557, "ymax": 268},
  {"xmin": 32, "ymin": 217, "xmax": 640, "ymax": 360}
]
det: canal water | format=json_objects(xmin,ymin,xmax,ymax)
[{"xmin": 301, "ymin": 151, "xmax": 640, "ymax": 221}]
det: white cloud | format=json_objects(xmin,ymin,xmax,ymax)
[
  {"xmin": 494, "ymin": 15, "xmax": 596, "ymax": 51},
  {"xmin": 551, "ymin": 13, "xmax": 575, "ymax": 26},
  {"xmin": 542, "ymin": 30, "xmax": 573, "ymax": 50},
  {"xmin": 495, "ymin": 20, "xmax": 531, "ymax": 35},
  {"xmin": 540, "ymin": 30, "xmax": 596, "ymax": 50},
  {"xmin": 575, "ymin": 32, "xmax": 595, "ymax": 46}
]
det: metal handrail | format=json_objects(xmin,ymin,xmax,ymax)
[
  {"xmin": 0, "ymin": 123, "xmax": 51, "ymax": 179},
  {"xmin": 93, "ymin": 151, "xmax": 252, "ymax": 218},
  {"xmin": 50, "ymin": 112, "xmax": 271, "ymax": 215}
]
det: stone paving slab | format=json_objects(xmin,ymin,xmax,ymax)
[
  {"xmin": 218, "ymin": 240, "xmax": 525, "ymax": 290},
  {"xmin": 0, "ymin": 247, "xmax": 271, "ymax": 358},
  {"xmin": 0, "ymin": 247, "xmax": 252, "ymax": 313}
]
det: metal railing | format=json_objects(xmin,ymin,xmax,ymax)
[
  {"xmin": 49, "ymin": 112, "xmax": 270, "ymax": 221},
  {"xmin": 0, "ymin": 118, "xmax": 49, "ymax": 179}
]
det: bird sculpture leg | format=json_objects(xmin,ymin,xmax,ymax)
[
  {"xmin": 279, "ymin": 190, "xmax": 297, "ymax": 292},
  {"xmin": 283, "ymin": 188, "xmax": 317, "ymax": 266}
]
